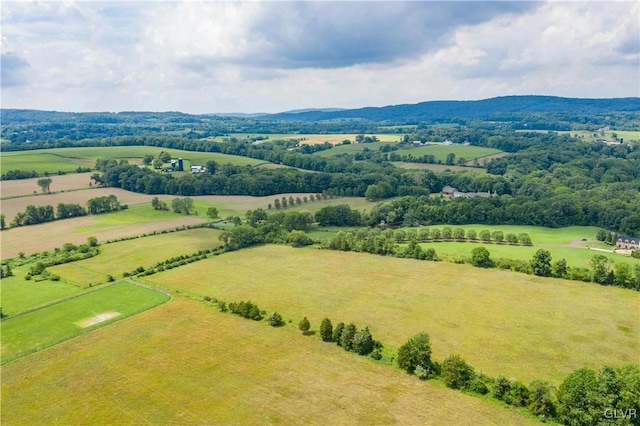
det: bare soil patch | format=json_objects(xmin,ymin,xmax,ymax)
[
  {"xmin": 0, "ymin": 216, "xmax": 204, "ymax": 259},
  {"xmin": 1, "ymin": 173, "xmax": 94, "ymax": 199},
  {"xmin": 76, "ymin": 312, "xmax": 120, "ymax": 328}
]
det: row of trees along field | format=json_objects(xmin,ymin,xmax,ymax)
[{"xmin": 5, "ymin": 195, "xmax": 125, "ymax": 228}]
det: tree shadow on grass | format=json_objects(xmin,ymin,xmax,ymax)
[{"xmin": 302, "ymin": 331, "xmax": 316, "ymax": 336}]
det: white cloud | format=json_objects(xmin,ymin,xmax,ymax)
[{"xmin": 1, "ymin": 1, "xmax": 637, "ymax": 113}]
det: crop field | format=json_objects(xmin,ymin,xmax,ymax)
[
  {"xmin": 233, "ymin": 133, "xmax": 403, "ymax": 145},
  {"xmin": 142, "ymin": 245, "xmax": 640, "ymax": 385},
  {"xmin": 0, "ymin": 146, "xmax": 267, "ymax": 175},
  {"xmin": 0, "ymin": 173, "xmax": 94, "ymax": 199},
  {"xmin": 1, "ymin": 281, "xmax": 169, "ymax": 364},
  {"xmin": 1, "ymin": 296, "xmax": 537, "ymax": 425},
  {"xmin": 49, "ymin": 228, "xmax": 223, "ymax": 286}
]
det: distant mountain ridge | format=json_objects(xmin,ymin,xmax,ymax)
[{"xmin": 265, "ymin": 95, "xmax": 640, "ymax": 122}]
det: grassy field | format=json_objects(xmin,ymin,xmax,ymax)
[
  {"xmin": 313, "ymin": 141, "xmax": 400, "ymax": 157},
  {"xmin": 224, "ymin": 133, "xmax": 404, "ymax": 145},
  {"xmin": 392, "ymin": 162, "xmax": 487, "ymax": 173},
  {"xmin": 0, "ymin": 275, "xmax": 83, "ymax": 316},
  {"xmin": 516, "ymin": 129, "xmax": 640, "ymax": 144},
  {"xmin": 419, "ymin": 241, "xmax": 639, "ymax": 268},
  {"xmin": 142, "ymin": 245, "xmax": 640, "ymax": 385},
  {"xmin": 1, "ymin": 281, "xmax": 169, "ymax": 363},
  {"xmin": 49, "ymin": 228, "xmax": 223, "ymax": 286},
  {"xmin": 0, "ymin": 173, "xmax": 94, "ymax": 199},
  {"xmin": 402, "ymin": 144, "xmax": 502, "ymax": 162},
  {"xmin": 0, "ymin": 146, "xmax": 267, "ymax": 175},
  {"xmin": 1, "ymin": 296, "xmax": 537, "ymax": 425}
]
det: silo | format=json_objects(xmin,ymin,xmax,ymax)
[{"xmin": 178, "ymin": 158, "xmax": 184, "ymax": 171}]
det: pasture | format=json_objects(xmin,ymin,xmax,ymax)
[
  {"xmin": 0, "ymin": 173, "xmax": 93, "ymax": 199},
  {"xmin": 401, "ymin": 144, "xmax": 502, "ymax": 163},
  {"xmin": 392, "ymin": 162, "xmax": 486, "ymax": 173},
  {"xmin": 142, "ymin": 245, "xmax": 640, "ymax": 385},
  {"xmin": 0, "ymin": 274, "xmax": 83, "ymax": 316},
  {"xmin": 1, "ymin": 281, "xmax": 169, "ymax": 364},
  {"xmin": 49, "ymin": 228, "xmax": 223, "ymax": 286},
  {"xmin": 246, "ymin": 133, "xmax": 403, "ymax": 145},
  {"xmin": 1, "ymin": 296, "xmax": 537, "ymax": 425},
  {"xmin": 0, "ymin": 146, "xmax": 267, "ymax": 176},
  {"xmin": 313, "ymin": 141, "xmax": 401, "ymax": 157}
]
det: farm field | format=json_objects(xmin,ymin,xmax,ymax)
[
  {"xmin": 0, "ymin": 214, "xmax": 206, "ymax": 259},
  {"xmin": 0, "ymin": 277, "xmax": 83, "ymax": 316},
  {"xmin": 142, "ymin": 245, "xmax": 640, "ymax": 385},
  {"xmin": 313, "ymin": 141, "xmax": 401, "ymax": 157},
  {"xmin": 419, "ymin": 240, "xmax": 639, "ymax": 269},
  {"xmin": 392, "ymin": 162, "xmax": 486, "ymax": 173},
  {"xmin": 1, "ymin": 296, "xmax": 537, "ymax": 425},
  {"xmin": 0, "ymin": 172, "xmax": 94, "ymax": 198},
  {"xmin": 0, "ymin": 146, "xmax": 267, "ymax": 176},
  {"xmin": 49, "ymin": 228, "xmax": 223, "ymax": 286},
  {"xmin": 401, "ymin": 144, "xmax": 502, "ymax": 162},
  {"xmin": 517, "ymin": 129, "xmax": 640, "ymax": 143},
  {"xmin": 1, "ymin": 281, "xmax": 169, "ymax": 364},
  {"xmin": 226, "ymin": 133, "xmax": 404, "ymax": 145}
]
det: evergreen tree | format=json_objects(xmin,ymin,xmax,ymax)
[
  {"xmin": 352, "ymin": 327, "xmax": 374, "ymax": 355},
  {"xmin": 320, "ymin": 318, "xmax": 333, "ymax": 342},
  {"xmin": 333, "ymin": 322, "xmax": 345, "ymax": 345},
  {"xmin": 340, "ymin": 323, "xmax": 357, "ymax": 351},
  {"xmin": 298, "ymin": 317, "xmax": 310, "ymax": 333}
]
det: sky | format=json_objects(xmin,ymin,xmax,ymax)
[{"xmin": 1, "ymin": 1, "xmax": 639, "ymax": 114}]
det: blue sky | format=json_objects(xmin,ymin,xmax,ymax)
[{"xmin": 1, "ymin": 1, "xmax": 638, "ymax": 113}]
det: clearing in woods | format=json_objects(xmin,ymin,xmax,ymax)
[
  {"xmin": 141, "ymin": 245, "xmax": 640, "ymax": 385},
  {"xmin": 1, "ymin": 296, "xmax": 538, "ymax": 425}
]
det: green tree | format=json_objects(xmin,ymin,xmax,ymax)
[
  {"xmin": 531, "ymin": 249, "xmax": 552, "ymax": 277},
  {"xmin": 1, "ymin": 214, "xmax": 6, "ymax": 230},
  {"xmin": 470, "ymin": 246, "xmax": 492, "ymax": 268},
  {"xmin": 142, "ymin": 154, "xmax": 154, "ymax": 165},
  {"xmin": 298, "ymin": 317, "xmax": 311, "ymax": 333},
  {"xmin": 352, "ymin": 327, "xmax": 374, "ymax": 356},
  {"xmin": 453, "ymin": 228, "xmax": 466, "ymax": 240},
  {"xmin": 551, "ymin": 258, "xmax": 568, "ymax": 278},
  {"xmin": 590, "ymin": 254, "xmax": 611, "ymax": 284},
  {"xmin": 528, "ymin": 380, "xmax": 556, "ymax": 420},
  {"xmin": 441, "ymin": 354, "xmax": 475, "ymax": 390},
  {"xmin": 596, "ymin": 229, "xmax": 608, "ymax": 241},
  {"xmin": 518, "ymin": 233, "xmax": 532, "ymax": 246},
  {"xmin": 274, "ymin": 198, "xmax": 281, "ymax": 209},
  {"xmin": 333, "ymin": 322, "xmax": 345, "ymax": 345},
  {"xmin": 320, "ymin": 318, "xmax": 333, "ymax": 342},
  {"xmin": 556, "ymin": 367, "xmax": 599, "ymax": 426},
  {"xmin": 396, "ymin": 332, "xmax": 432, "ymax": 374},
  {"xmin": 37, "ymin": 177, "xmax": 52, "ymax": 194},
  {"xmin": 479, "ymin": 229, "xmax": 491, "ymax": 242},
  {"xmin": 613, "ymin": 263, "xmax": 632, "ymax": 288},
  {"xmin": 340, "ymin": 323, "xmax": 357, "ymax": 351},
  {"xmin": 505, "ymin": 233, "xmax": 518, "ymax": 244},
  {"xmin": 491, "ymin": 230, "xmax": 504, "ymax": 243},
  {"xmin": 269, "ymin": 312, "xmax": 284, "ymax": 327},
  {"xmin": 87, "ymin": 236, "xmax": 98, "ymax": 247},
  {"xmin": 466, "ymin": 229, "xmax": 477, "ymax": 240},
  {"xmin": 207, "ymin": 207, "xmax": 219, "ymax": 219},
  {"xmin": 288, "ymin": 230, "xmax": 313, "ymax": 247}
]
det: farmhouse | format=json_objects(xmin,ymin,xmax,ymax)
[
  {"xmin": 616, "ymin": 235, "xmax": 639, "ymax": 251},
  {"xmin": 191, "ymin": 165, "xmax": 206, "ymax": 173}
]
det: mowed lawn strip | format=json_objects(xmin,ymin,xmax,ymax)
[
  {"xmin": 143, "ymin": 245, "xmax": 640, "ymax": 385},
  {"xmin": 49, "ymin": 228, "xmax": 223, "ymax": 286},
  {"xmin": 1, "ymin": 296, "xmax": 538, "ymax": 425},
  {"xmin": 0, "ymin": 277, "xmax": 83, "ymax": 316},
  {"xmin": 1, "ymin": 282, "xmax": 169, "ymax": 363}
]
